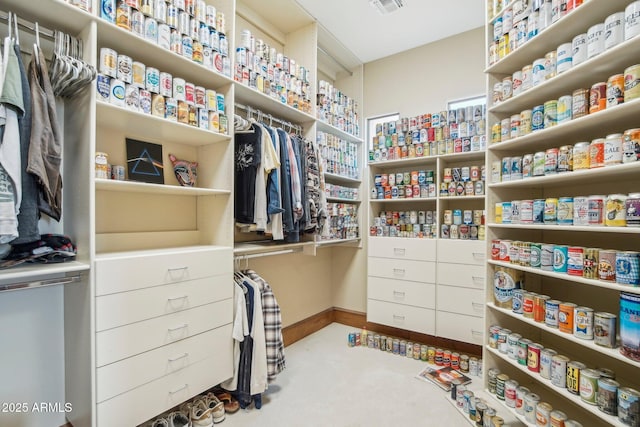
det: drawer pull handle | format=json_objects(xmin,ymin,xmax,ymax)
[
  {"xmin": 169, "ymin": 384, "xmax": 188, "ymax": 395},
  {"xmin": 472, "ymin": 276, "xmax": 485, "ymax": 282},
  {"xmin": 393, "ymin": 290, "xmax": 406, "ymax": 298},
  {"xmin": 393, "ymin": 268, "xmax": 405, "ymax": 276},
  {"xmin": 167, "ymin": 323, "xmax": 188, "ymax": 332},
  {"xmin": 168, "ymin": 352, "xmax": 189, "ymax": 362},
  {"xmin": 472, "ymin": 302, "xmax": 484, "ymax": 310},
  {"xmin": 393, "ymin": 314, "xmax": 405, "ymax": 321},
  {"xmin": 471, "ymin": 329, "xmax": 483, "ymax": 336},
  {"xmin": 168, "ymin": 267, "xmax": 189, "ymax": 272},
  {"xmin": 472, "ymin": 252, "xmax": 485, "ymax": 260},
  {"xmin": 393, "ymin": 248, "xmax": 406, "ymax": 256},
  {"xmin": 167, "ymin": 295, "xmax": 188, "ymax": 302}
]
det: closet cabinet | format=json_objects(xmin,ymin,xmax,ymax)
[{"xmin": 485, "ymin": 0, "xmax": 640, "ymax": 425}]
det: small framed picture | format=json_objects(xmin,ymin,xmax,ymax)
[{"xmin": 126, "ymin": 138, "xmax": 164, "ymax": 184}]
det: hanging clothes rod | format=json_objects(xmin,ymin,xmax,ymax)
[
  {"xmin": 0, "ymin": 10, "xmax": 56, "ymax": 40},
  {"xmin": 234, "ymin": 248, "xmax": 299, "ymax": 260},
  {"xmin": 0, "ymin": 274, "xmax": 82, "ymax": 293},
  {"xmin": 235, "ymin": 102, "xmax": 303, "ymax": 132}
]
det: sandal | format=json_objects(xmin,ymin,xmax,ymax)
[{"xmin": 211, "ymin": 390, "xmax": 240, "ymax": 414}]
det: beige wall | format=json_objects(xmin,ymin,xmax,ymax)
[
  {"xmin": 363, "ymin": 27, "xmax": 486, "ymax": 118},
  {"xmin": 331, "ymin": 26, "xmax": 486, "ymax": 314}
]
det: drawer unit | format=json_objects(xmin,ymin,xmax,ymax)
[
  {"xmin": 437, "ymin": 240, "xmax": 485, "ymax": 265},
  {"xmin": 436, "ymin": 311, "xmax": 484, "ymax": 345},
  {"xmin": 95, "ymin": 246, "xmax": 232, "ymax": 296},
  {"xmin": 436, "ymin": 286, "xmax": 484, "ymax": 317},
  {"xmin": 367, "ymin": 299, "xmax": 436, "ymax": 335},
  {"xmin": 368, "ymin": 257, "xmax": 436, "ymax": 284},
  {"xmin": 97, "ymin": 324, "xmax": 232, "ymax": 403},
  {"xmin": 367, "ymin": 277, "xmax": 435, "ymax": 309},
  {"xmin": 97, "ymin": 352, "xmax": 232, "ymax": 427},
  {"xmin": 96, "ymin": 275, "xmax": 232, "ymax": 332},
  {"xmin": 96, "ymin": 299, "xmax": 232, "ymax": 367},
  {"xmin": 436, "ymin": 263, "xmax": 485, "ymax": 289},
  {"xmin": 368, "ymin": 237, "xmax": 436, "ymax": 262}
]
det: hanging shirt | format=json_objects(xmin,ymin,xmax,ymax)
[
  {"xmin": 251, "ymin": 121, "xmax": 280, "ymax": 232},
  {"xmin": 27, "ymin": 46, "xmax": 62, "ymax": 221},
  {"xmin": 222, "ymin": 280, "xmax": 249, "ymax": 392},
  {"xmin": 263, "ymin": 126, "xmax": 284, "ymax": 240},
  {"xmin": 286, "ymin": 133, "xmax": 303, "ymax": 222},
  {"xmin": 276, "ymin": 128, "xmax": 296, "ymax": 241},
  {"xmin": 234, "ymin": 124, "xmax": 261, "ymax": 224}
]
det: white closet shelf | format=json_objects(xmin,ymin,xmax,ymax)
[
  {"xmin": 316, "ymin": 120, "xmax": 363, "ymax": 144},
  {"xmin": 486, "ymin": 346, "xmax": 626, "ymax": 427},
  {"xmin": 315, "ymin": 237, "xmax": 361, "ymax": 247},
  {"xmin": 96, "ymin": 101, "xmax": 231, "ymax": 146},
  {"xmin": 233, "ymin": 241, "xmax": 315, "ymax": 257},
  {"xmin": 234, "ymin": 84, "xmax": 316, "ymax": 124},
  {"xmin": 488, "ymin": 302, "xmax": 640, "ymax": 370},
  {"xmin": 438, "ymin": 151, "xmax": 486, "ymax": 162},
  {"xmin": 4, "ymin": 0, "xmax": 93, "ymax": 34},
  {"xmin": 488, "ymin": 260, "xmax": 640, "ymax": 295},
  {"xmin": 326, "ymin": 197, "xmax": 361, "ymax": 203},
  {"xmin": 439, "ymin": 195, "xmax": 486, "ymax": 201},
  {"xmin": 95, "ymin": 179, "xmax": 230, "ymax": 197},
  {"xmin": 0, "ymin": 262, "xmax": 89, "ymax": 292},
  {"xmin": 369, "ymin": 156, "xmax": 438, "ymax": 168},
  {"xmin": 369, "ymin": 198, "xmax": 436, "ymax": 204},
  {"xmin": 490, "ymin": 36, "xmax": 640, "ymax": 115},
  {"xmin": 485, "ymin": 0, "xmax": 629, "ymax": 74},
  {"xmin": 488, "ymin": 162, "xmax": 640, "ymax": 188},
  {"xmin": 488, "ymin": 223, "xmax": 640, "ymax": 234},
  {"xmin": 95, "ymin": 244, "xmax": 230, "ymax": 260},
  {"xmin": 490, "ymin": 98, "xmax": 640, "ymax": 152},
  {"xmin": 323, "ymin": 172, "xmax": 361, "ymax": 185},
  {"xmin": 95, "ymin": 20, "xmax": 234, "ymax": 89}
]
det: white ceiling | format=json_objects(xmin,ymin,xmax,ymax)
[{"xmin": 295, "ymin": 0, "xmax": 485, "ymax": 64}]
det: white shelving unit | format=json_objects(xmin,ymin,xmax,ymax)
[{"xmin": 485, "ymin": 1, "xmax": 640, "ymax": 426}]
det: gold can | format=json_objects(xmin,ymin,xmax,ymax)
[
  {"xmin": 567, "ymin": 361, "xmax": 587, "ymax": 395},
  {"xmin": 606, "ymin": 74, "xmax": 625, "ymax": 108},
  {"xmin": 520, "ymin": 109, "xmax": 532, "ymax": 136},
  {"xmin": 572, "ymin": 142, "xmax": 591, "ymax": 170},
  {"xmin": 95, "ymin": 152, "xmax": 109, "ymax": 179},
  {"xmin": 624, "ymin": 64, "xmax": 640, "ymax": 102},
  {"xmin": 177, "ymin": 100, "xmax": 189, "ymax": 124}
]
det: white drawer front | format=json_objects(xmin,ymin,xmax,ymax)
[
  {"xmin": 368, "ymin": 276, "xmax": 435, "ymax": 309},
  {"xmin": 97, "ymin": 324, "xmax": 232, "ymax": 403},
  {"xmin": 96, "ymin": 275, "xmax": 232, "ymax": 331},
  {"xmin": 368, "ymin": 257, "xmax": 435, "ymax": 283},
  {"xmin": 437, "ymin": 262, "xmax": 485, "ymax": 289},
  {"xmin": 96, "ymin": 300, "xmax": 232, "ymax": 367},
  {"xmin": 97, "ymin": 352, "xmax": 232, "ymax": 427},
  {"xmin": 437, "ymin": 240, "xmax": 486, "ymax": 265},
  {"xmin": 436, "ymin": 311, "xmax": 484, "ymax": 345},
  {"xmin": 367, "ymin": 299, "xmax": 435, "ymax": 335},
  {"xmin": 437, "ymin": 286, "xmax": 484, "ymax": 317},
  {"xmin": 368, "ymin": 237, "xmax": 436, "ymax": 261},
  {"xmin": 95, "ymin": 246, "xmax": 232, "ymax": 296}
]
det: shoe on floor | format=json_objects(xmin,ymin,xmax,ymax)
[
  {"xmin": 204, "ymin": 393, "xmax": 226, "ymax": 423},
  {"xmin": 168, "ymin": 411, "xmax": 191, "ymax": 427},
  {"xmin": 151, "ymin": 418, "xmax": 170, "ymax": 427},
  {"xmin": 190, "ymin": 399, "xmax": 214, "ymax": 427}
]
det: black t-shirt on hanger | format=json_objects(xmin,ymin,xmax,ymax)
[{"xmin": 235, "ymin": 124, "xmax": 262, "ymax": 224}]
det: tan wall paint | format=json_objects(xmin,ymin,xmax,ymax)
[{"xmin": 363, "ymin": 27, "xmax": 486, "ymax": 119}]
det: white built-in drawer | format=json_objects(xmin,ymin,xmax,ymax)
[
  {"xmin": 368, "ymin": 237, "xmax": 436, "ymax": 261},
  {"xmin": 437, "ymin": 240, "xmax": 486, "ymax": 265},
  {"xmin": 96, "ymin": 274, "xmax": 232, "ymax": 331},
  {"xmin": 437, "ymin": 262, "xmax": 485, "ymax": 289},
  {"xmin": 367, "ymin": 299, "xmax": 435, "ymax": 335},
  {"xmin": 368, "ymin": 277, "xmax": 435, "ymax": 309},
  {"xmin": 97, "ymin": 352, "xmax": 232, "ymax": 427},
  {"xmin": 436, "ymin": 311, "xmax": 484, "ymax": 345},
  {"xmin": 368, "ymin": 257, "xmax": 436, "ymax": 283},
  {"xmin": 97, "ymin": 324, "xmax": 232, "ymax": 403},
  {"xmin": 95, "ymin": 246, "xmax": 232, "ymax": 296},
  {"xmin": 96, "ymin": 299, "xmax": 232, "ymax": 367},
  {"xmin": 437, "ymin": 286, "xmax": 485, "ymax": 317}
]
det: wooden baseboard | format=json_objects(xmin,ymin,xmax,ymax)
[
  {"xmin": 332, "ymin": 307, "xmax": 482, "ymax": 357},
  {"xmin": 282, "ymin": 307, "xmax": 335, "ymax": 347}
]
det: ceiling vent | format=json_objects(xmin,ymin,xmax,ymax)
[{"xmin": 369, "ymin": 0, "xmax": 405, "ymax": 15}]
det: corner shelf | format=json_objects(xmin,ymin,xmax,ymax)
[
  {"xmin": 95, "ymin": 179, "xmax": 230, "ymax": 197},
  {"xmin": 487, "ymin": 260, "xmax": 640, "ymax": 295},
  {"xmin": 323, "ymin": 172, "xmax": 361, "ymax": 185},
  {"xmin": 486, "ymin": 346, "xmax": 626, "ymax": 427},
  {"xmin": 234, "ymin": 83, "xmax": 316, "ymax": 124},
  {"xmin": 488, "ymin": 302, "xmax": 640, "ymax": 370},
  {"xmin": 96, "ymin": 102, "xmax": 231, "ymax": 146}
]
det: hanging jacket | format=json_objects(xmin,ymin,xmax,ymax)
[{"xmin": 276, "ymin": 128, "xmax": 296, "ymax": 242}]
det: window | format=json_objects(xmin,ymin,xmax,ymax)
[{"xmin": 366, "ymin": 112, "xmax": 400, "ymax": 152}]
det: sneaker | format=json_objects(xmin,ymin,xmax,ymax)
[
  {"xmin": 168, "ymin": 411, "xmax": 191, "ymax": 427},
  {"xmin": 204, "ymin": 393, "xmax": 226, "ymax": 424},
  {"xmin": 152, "ymin": 418, "xmax": 170, "ymax": 427},
  {"xmin": 189, "ymin": 399, "xmax": 213, "ymax": 427}
]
